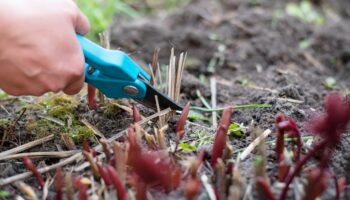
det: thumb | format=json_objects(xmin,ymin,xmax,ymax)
[{"xmin": 74, "ymin": 10, "xmax": 90, "ymax": 35}]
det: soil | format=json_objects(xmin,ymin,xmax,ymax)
[{"xmin": 1, "ymin": 0, "xmax": 350, "ymax": 199}]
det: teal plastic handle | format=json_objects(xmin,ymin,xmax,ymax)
[{"xmin": 76, "ymin": 35, "xmax": 150, "ymax": 99}]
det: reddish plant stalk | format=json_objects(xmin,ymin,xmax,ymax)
[
  {"xmin": 132, "ymin": 105, "xmax": 142, "ymax": 123},
  {"xmin": 275, "ymin": 114, "xmax": 285, "ymax": 162},
  {"xmin": 334, "ymin": 176, "xmax": 345, "ymax": 200},
  {"xmin": 100, "ymin": 139, "xmax": 112, "ymax": 162},
  {"xmin": 55, "ymin": 168, "xmax": 63, "ymax": 200},
  {"xmin": 73, "ymin": 178, "xmax": 88, "ymax": 200},
  {"xmin": 129, "ymin": 174, "xmax": 147, "ymax": 200},
  {"xmin": 135, "ymin": 180, "xmax": 147, "ymax": 200},
  {"xmin": 128, "ymin": 150, "xmax": 176, "ymax": 191},
  {"xmin": 87, "ymin": 84, "xmax": 97, "ymax": 110},
  {"xmin": 210, "ymin": 126, "xmax": 228, "ymax": 168},
  {"xmin": 97, "ymin": 164, "xmax": 112, "ymax": 186},
  {"xmin": 279, "ymin": 139, "xmax": 327, "ymax": 200},
  {"xmin": 277, "ymin": 118, "xmax": 302, "ymax": 162},
  {"xmin": 22, "ymin": 156, "xmax": 45, "ymax": 187},
  {"xmin": 277, "ymin": 156, "xmax": 290, "ymax": 182},
  {"xmin": 210, "ymin": 106, "xmax": 232, "ymax": 167},
  {"xmin": 106, "ymin": 165, "xmax": 127, "ymax": 200},
  {"xmin": 256, "ymin": 177, "xmax": 276, "ymax": 200},
  {"xmin": 127, "ymin": 125, "xmax": 138, "ymax": 150},
  {"xmin": 303, "ymin": 168, "xmax": 329, "ymax": 200},
  {"xmin": 185, "ymin": 179, "xmax": 201, "ymax": 200},
  {"xmin": 82, "ymin": 151, "xmax": 100, "ymax": 178},
  {"xmin": 82, "ymin": 139, "xmax": 91, "ymax": 153},
  {"xmin": 176, "ymin": 102, "xmax": 191, "ymax": 141}
]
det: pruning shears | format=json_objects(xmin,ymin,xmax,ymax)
[{"xmin": 76, "ymin": 34, "xmax": 182, "ymax": 111}]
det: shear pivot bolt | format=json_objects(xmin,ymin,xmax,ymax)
[
  {"xmin": 88, "ymin": 66, "xmax": 95, "ymax": 74},
  {"xmin": 123, "ymin": 86, "xmax": 139, "ymax": 96}
]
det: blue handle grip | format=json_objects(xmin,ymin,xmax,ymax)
[{"xmin": 76, "ymin": 35, "xmax": 150, "ymax": 99}]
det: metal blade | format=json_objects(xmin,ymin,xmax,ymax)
[{"xmin": 135, "ymin": 81, "xmax": 183, "ymax": 111}]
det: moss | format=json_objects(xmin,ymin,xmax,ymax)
[
  {"xmin": 26, "ymin": 119, "xmax": 63, "ymax": 139},
  {"xmin": 103, "ymin": 103, "xmax": 121, "ymax": 118},
  {"xmin": 0, "ymin": 119, "xmax": 9, "ymax": 128},
  {"xmin": 70, "ymin": 126, "xmax": 95, "ymax": 143},
  {"xmin": 0, "ymin": 119, "xmax": 10, "ymax": 135},
  {"xmin": 48, "ymin": 105, "xmax": 75, "ymax": 121},
  {"xmin": 40, "ymin": 95, "xmax": 77, "ymax": 109}
]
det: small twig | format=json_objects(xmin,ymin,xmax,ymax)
[
  {"xmin": 190, "ymin": 104, "xmax": 272, "ymax": 112},
  {"xmin": 112, "ymin": 102, "xmax": 133, "ymax": 114},
  {"xmin": 201, "ymin": 174, "xmax": 216, "ymax": 200},
  {"xmin": 81, "ymin": 118, "xmax": 105, "ymax": 139},
  {"xmin": 14, "ymin": 108, "xmax": 27, "ymax": 124},
  {"xmin": 240, "ymin": 129, "xmax": 271, "ymax": 160},
  {"xmin": 0, "ymin": 105, "xmax": 10, "ymax": 116},
  {"xmin": 38, "ymin": 115, "xmax": 65, "ymax": 126},
  {"xmin": 277, "ymin": 98, "xmax": 304, "ymax": 104},
  {"xmin": 0, "ymin": 134, "xmax": 54, "ymax": 157},
  {"xmin": 0, "ymin": 150, "xmax": 79, "ymax": 161}
]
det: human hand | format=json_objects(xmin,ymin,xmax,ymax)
[{"xmin": 0, "ymin": 0, "xmax": 90, "ymax": 96}]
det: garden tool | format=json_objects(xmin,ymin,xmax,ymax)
[{"xmin": 76, "ymin": 34, "xmax": 183, "ymax": 111}]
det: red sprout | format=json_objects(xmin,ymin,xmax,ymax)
[
  {"xmin": 303, "ymin": 168, "xmax": 330, "ymax": 200},
  {"xmin": 87, "ymin": 84, "xmax": 97, "ymax": 110},
  {"xmin": 128, "ymin": 174, "xmax": 147, "ymax": 200},
  {"xmin": 96, "ymin": 164, "xmax": 112, "ymax": 186},
  {"xmin": 128, "ymin": 149, "xmax": 177, "ymax": 191},
  {"xmin": 307, "ymin": 92, "xmax": 350, "ymax": 155},
  {"xmin": 226, "ymin": 162, "xmax": 234, "ymax": 175},
  {"xmin": 275, "ymin": 113, "xmax": 285, "ymax": 162},
  {"xmin": 214, "ymin": 187, "xmax": 221, "ymax": 200},
  {"xmin": 190, "ymin": 150, "xmax": 205, "ymax": 179},
  {"xmin": 55, "ymin": 168, "xmax": 63, "ymax": 200},
  {"xmin": 277, "ymin": 118, "xmax": 302, "ymax": 162},
  {"xmin": 132, "ymin": 104, "xmax": 142, "ymax": 123},
  {"xmin": 127, "ymin": 125, "xmax": 140, "ymax": 152},
  {"xmin": 82, "ymin": 139, "xmax": 91, "ymax": 153},
  {"xmin": 73, "ymin": 177, "xmax": 88, "ymax": 200},
  {"xmin": 334, "ymin": 176, "xmax": 346, "ymax": 200},
  {"xmin": 100, "ymin": 139, "xmax": 112, "ymax": 162},
  {"xmin": 256, "ymin": 177, "xmax": 276, "ymax": 200},
  {"xmin": 277, "ymin": 156, "xmax": 290, "ymax": 182},
  {"xmin": 185, "ymin": 179, "xmax": 201, "ymax": 200},
  {"xmin": 210, "ymin": 106, "xmax": 233, "ymax": 168},
  {"xmin": 279, "ymin": 93, "xmax": 350, "ymax": 200},
  {"xmin": 106, "ymin": 165, "xmax": 127, "ymax": 200},
  {"xmin": 22, "ymin": 156, "xmax": 45, "ymax": 187},
  {"xmin": 176, "ymin": 102, "xmax": 191, "ymax": 141}
]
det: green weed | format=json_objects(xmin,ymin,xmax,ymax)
[{"xmin": 286, "ymin": 1, "xmax": 324, "ymax": 25}]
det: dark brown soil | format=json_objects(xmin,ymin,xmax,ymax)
[
  {"xmin": 110, "ymin": 0, "xmax": 350, "ymax": 199},
  {"xmin": 1, "ymin": 0, "xmax": 350, "ymax": 199}
]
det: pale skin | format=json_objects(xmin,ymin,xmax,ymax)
[{"xmin": 0, "ymin": 0, "xmax": 90, "ymax": 96}]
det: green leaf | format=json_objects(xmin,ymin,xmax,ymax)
[
  {"xmin": 0, "ymin": 190, "xmax": 10, "ymax": 197},
  {"xmin": 179, "ymin": 143, "xmax": 197, "ymax": 152},
  {"xmin": 254, "ymin": 155, "xmax": 264, "ymax": 167},
  {"xmin": 188, "ymin": 110, "xmax": 210, "ymax": 122},
  {"xmin": 286, "ymin": 1, "xmax": 324, "ymax": 25},
  {"xmin": 208, "ymin": 34, "xmax": 225, "ymax": 41},
  {"xmin": 0, "ymin": 90, "xmax": 8, "ymax": 99},
  {"xmin": 299, "ymin": 39, "xmax": 311, "ymax": 49},
  {"xmin": 228, "ymin": 123, "xmax": 244, "ymax": 137},
  {"xmin": 323, "ymin": 77, "xmax": 337, "ymax": 89}
]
